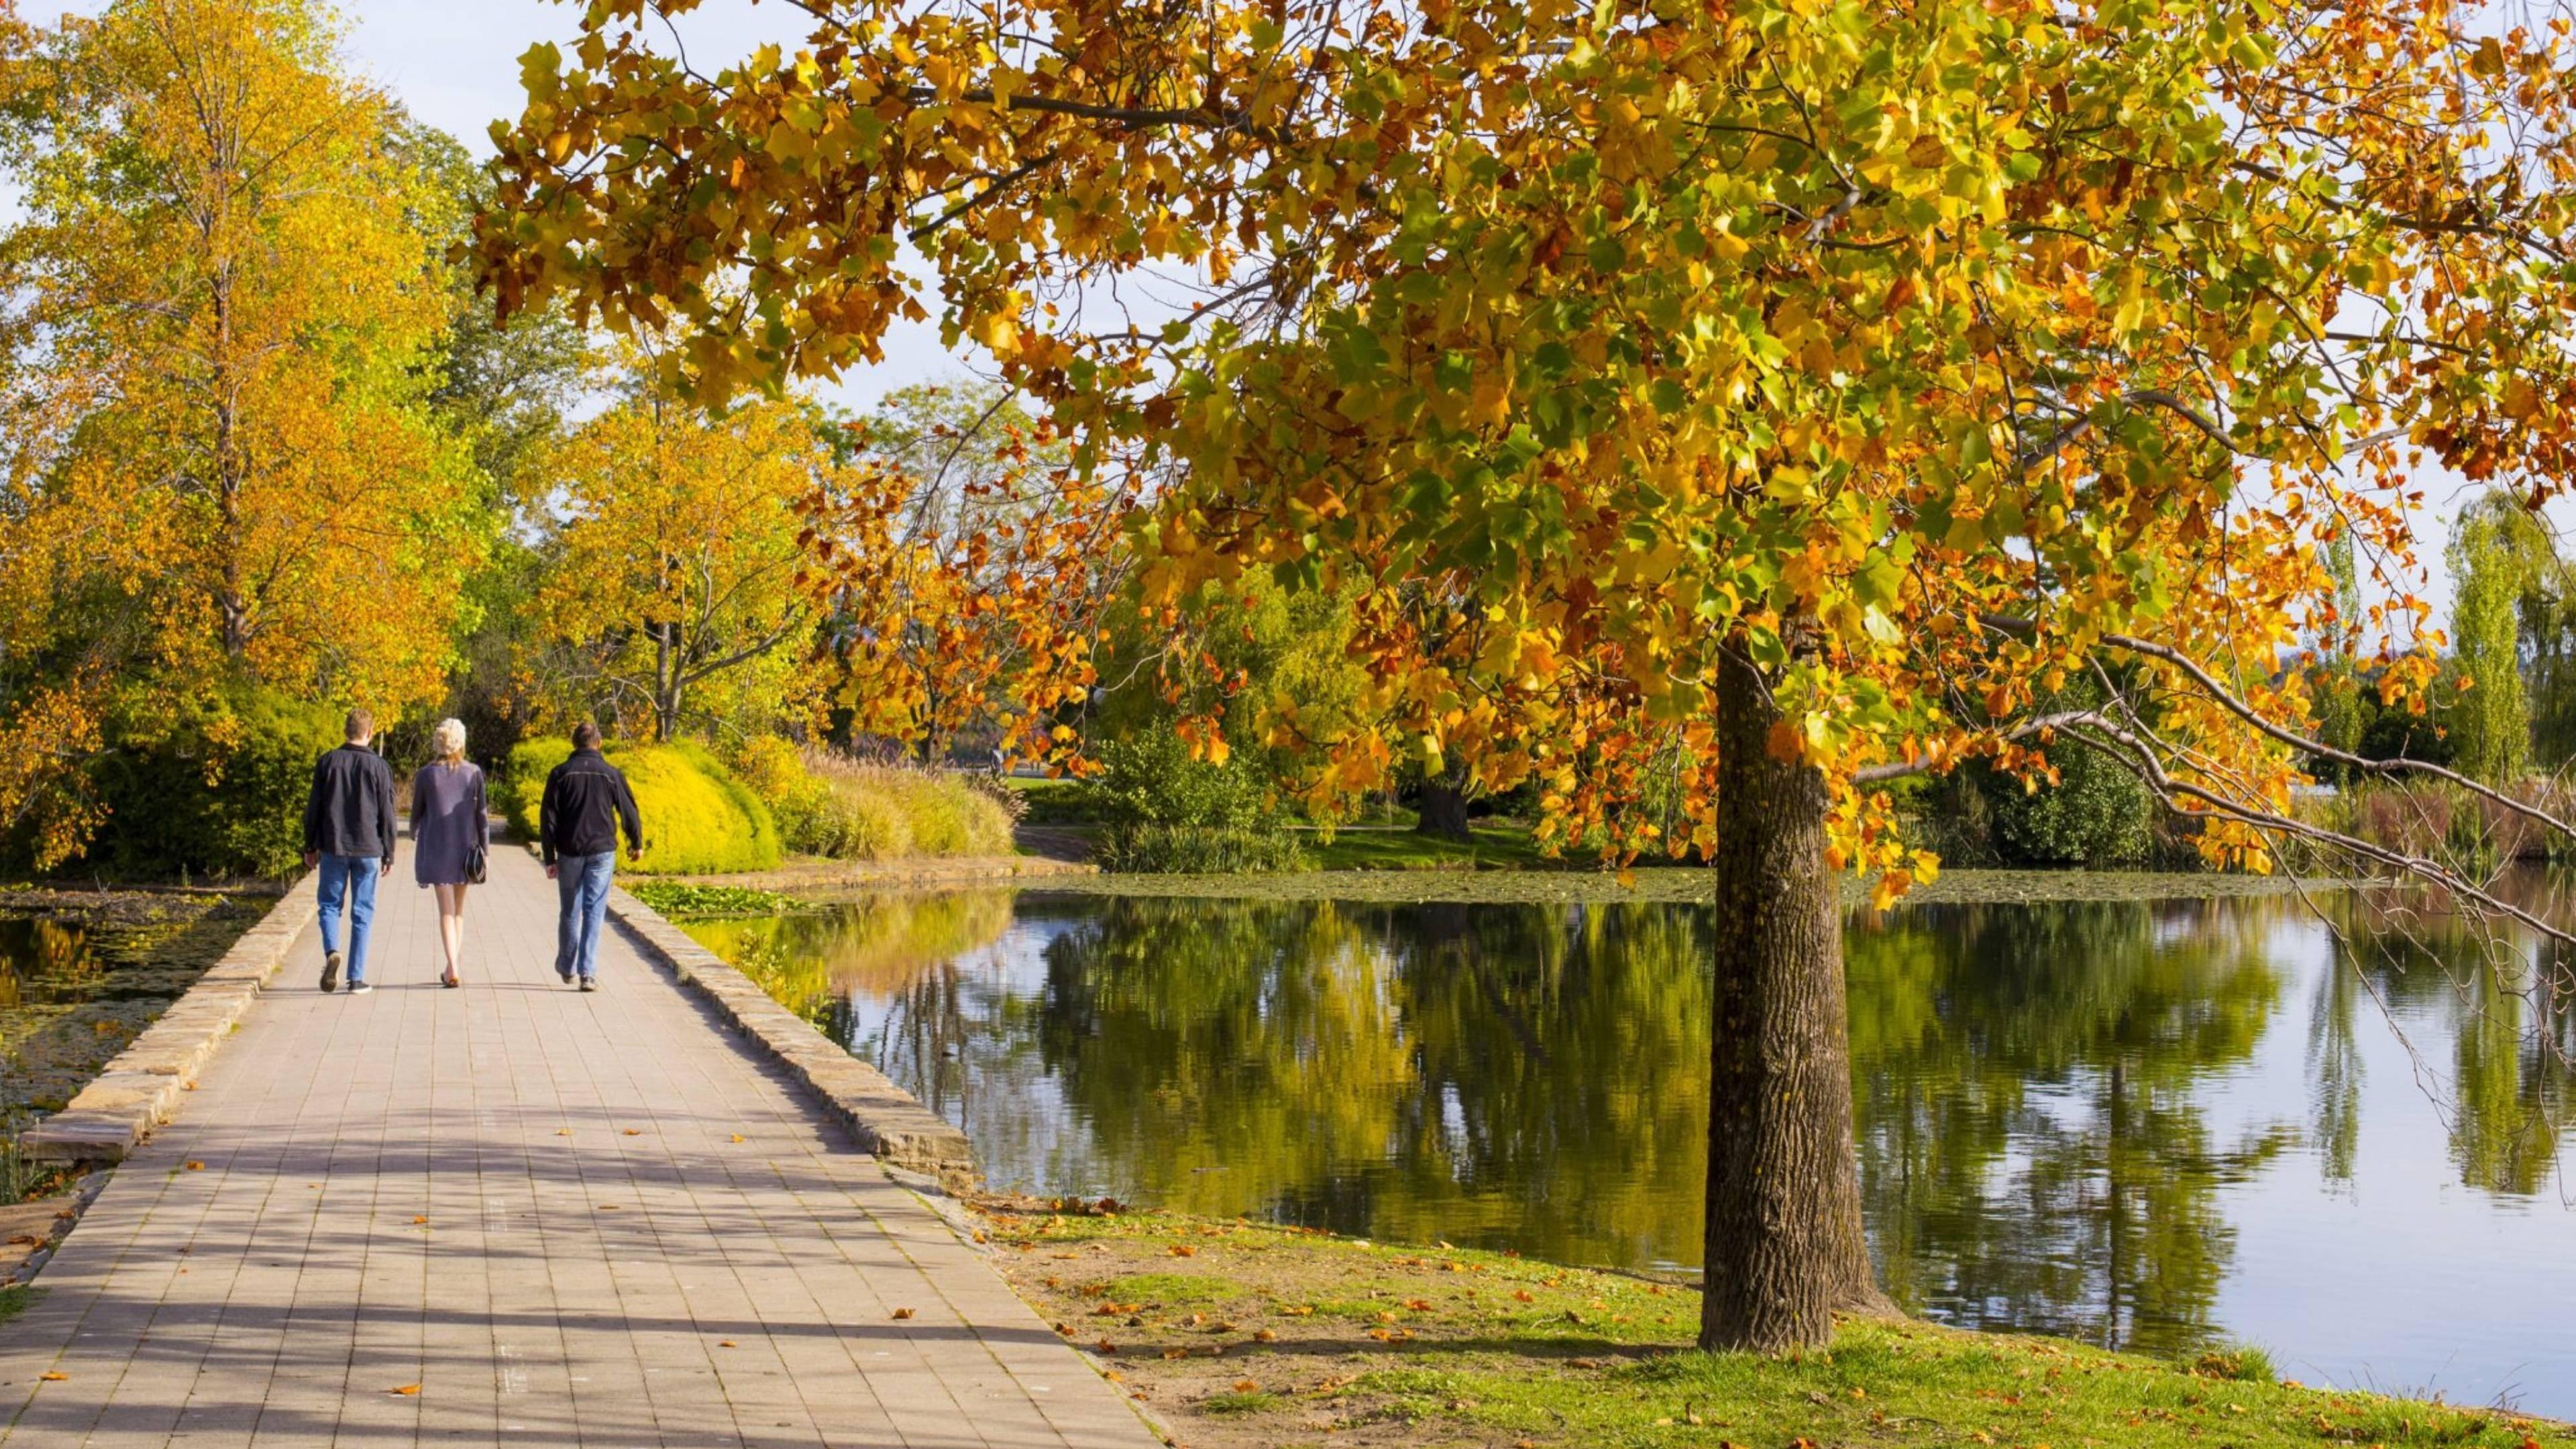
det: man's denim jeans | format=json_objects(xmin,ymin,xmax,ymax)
[
  {"xmin": 555, "ymin": 852, "xmax": 616, "ymax": 981},
  {"xmin": 315, "ymin": 855, "xmax": 382, "ymax": 985}
]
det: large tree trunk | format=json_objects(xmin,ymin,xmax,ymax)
[
  {"xmin": 1415, "ymin": 773, "xmax": 1472, "ymax": 841},
  {"xmin": 1699, "ymin": 643, "xmax": 1890, "ymax": 1352}
]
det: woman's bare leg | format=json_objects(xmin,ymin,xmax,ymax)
[{"xmin": 435, "ymin": 883, "xmax": 468, "ymax": 981}]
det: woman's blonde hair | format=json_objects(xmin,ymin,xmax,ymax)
[{"xmin": 432, "ymin": 717, "xmax": 468, "ymax": 765}]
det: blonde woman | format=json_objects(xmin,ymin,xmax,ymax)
[{"xmin": 411, "ymin": 718, "xmax": 489, "ymax": 988}]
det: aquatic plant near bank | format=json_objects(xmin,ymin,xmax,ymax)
[{"xmin": 1094, "ymin": 823, "xmax": 1312, "ymax": 875}]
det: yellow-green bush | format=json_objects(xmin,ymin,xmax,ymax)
[
  {"xmin": 727, "ymin": 739, "xmax": 1015, "ymax": 860},
  {"xmin": 504, "ymin": 737, "xmax": 780, "ymax": 875}
]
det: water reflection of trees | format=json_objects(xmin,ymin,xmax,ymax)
[
  {"xmin": 690, "ymin": 882, "xmax": 2576, "ymax": 1348},
  {"xmin": 2321, "ymin": 889, "xmax": 2576, "ymax": 1197},
  {"xmin": 1847, "ymin": 900, "xmax": 2294, "ymax": 1354}
]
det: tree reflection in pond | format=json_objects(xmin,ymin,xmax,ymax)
[{"xmin": 682, "ymin": 885, "xmax": 2576, "ymax": 1394}]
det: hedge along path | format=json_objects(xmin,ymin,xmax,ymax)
[{"xmin": 0, "ymin": 842, "xmax": 1155, "ymax": 1448}]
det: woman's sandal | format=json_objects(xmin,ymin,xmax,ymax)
[{"xmin": 441, "ymin": 970, "xmax": 461, "ymax": 989}]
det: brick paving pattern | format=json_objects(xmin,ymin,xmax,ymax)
[{"xmin": 0, "ymin": 846, "xmax": 1156, "ymax": 1448}]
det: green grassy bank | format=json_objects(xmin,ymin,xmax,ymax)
[{"xmin": 975, "ymin": 1205, "xmax": 2556, "ymax": 1449}]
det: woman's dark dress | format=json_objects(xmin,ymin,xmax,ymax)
[{"xmin": 411, "ymin": 761, "xmax": 488, "ymax": 887}]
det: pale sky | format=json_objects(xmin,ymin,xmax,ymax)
[{"xmin": 333, "ymin": 0, "xmax": 958, "ymax": 408}]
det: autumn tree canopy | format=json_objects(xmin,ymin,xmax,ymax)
[
  {"xmin": 529, "ymin": 355, "xmax": 837, "ymax": 743},
  {"xmin": 481, "ymin": 0, "xmax": 2576, "ymax": 1349},
  {"xmin": 0, "ymin": 0, "xmax": 488, "ymax": 867}
]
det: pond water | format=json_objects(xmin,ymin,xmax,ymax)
[{"xmin": 686, "ymin": 887, "xmax": 2576, "ymax": 1413}]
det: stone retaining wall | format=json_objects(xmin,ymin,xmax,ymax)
[
  {"xmin": 606, "ymin": 888, "xmax": 979, "ymax": 1188},
  {"xmin": 19, "ymin": 879, "xmax": 315, "ymax": 1162}
]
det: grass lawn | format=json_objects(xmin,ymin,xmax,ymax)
[
  {"xmin": 1304, "ymin": 824, "xmax": 1555, "ymax": 871},
  {"xmin": 0, "ymin": 1285, "xmax": 30, "ymax": 1326},
  {"xmin": 973, "ymin": 1204, "xmax": 2563, "ymax": 1449}
]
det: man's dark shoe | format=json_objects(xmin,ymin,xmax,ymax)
[
  {"xmin": 559, "ymin": 967, "xmax": 574, "ymax": 984},
  {"xmin": 349, "ymin": 981, "xmax": 374, "ymax": 996},
  {"xmin": 321, "ymin": 951, "xmax": 343, "ymax": 994},
  {"xmin": 578, "ymin": 977, "xmax": 598, "ymax": 993}
]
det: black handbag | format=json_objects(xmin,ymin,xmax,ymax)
[{"xmin": 464, "ymin": 767, "xmax": 489, "ymax": 883}]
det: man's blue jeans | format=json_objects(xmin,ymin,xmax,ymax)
[
  {"xmin": 555, "ymin": 853, "xmax": 616, "ymax": 981},
  {"xmin": 315, "ymin": 855, "xmax": 382, "ymax": 985}
]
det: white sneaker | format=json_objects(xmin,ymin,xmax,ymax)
[{"xmin": 349, "ymin": 981, "xmax": 374, "ymax": 996}]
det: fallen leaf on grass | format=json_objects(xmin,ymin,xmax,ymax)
[
  {"xmin": 388, "ymin": 1384, "xmax": 421, "ymax": 1396},
  {"xmin": 5, "ymin": 1235, "xmax": 39, "ymax": 1247},
  {"xmin": 1162, "ymin": 1348, "xmax": 1189, "ymax": 1360},
  {"xmin": 1513, "ymin": 1289, "xmax": 1535, "ymax": 1303},
  {"xmin": 1167, "ymin": 1244, "xmax": 1195, "ymax": 1258},
  {"xmin": 1252, "ymin": 1329, "xmax": 1277, "ymax": 1343},
  {"xmin": 1282, "ymin": 1305, "xmax": 1313, "ymax": 1316},
  {"xmin": 1232, "ymin": 1379, "xmax": 1258, "ymax": 1393},
  {"xmin": 890, "ymin": 1307, "xmax": 915, "ymax": 1320},
  {"xmin": 1405, "ymin": 1298, "xmax": 1433, "ymax": 1311},
  {"xmin": 1093, "ymin": 1340, "xmax": 1118, "ymax": 1354}
]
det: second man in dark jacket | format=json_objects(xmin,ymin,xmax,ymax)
[{"xmin": 539, "ymin": 720, "xmax": 643, "ymax": 991}]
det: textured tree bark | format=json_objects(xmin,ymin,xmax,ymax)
[{"xmin": 1699, "ymin": 643, "xmax": 1892, "ymax": 1352}]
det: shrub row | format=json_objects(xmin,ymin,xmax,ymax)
[
  {"xmin": 502, "ymin": 737, "xmax": 782, "ymax": 875},
  {"xmin": 728, "ymin": 738, "xmax": 1015, "ymax": 861}
]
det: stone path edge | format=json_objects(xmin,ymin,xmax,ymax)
[
  {"xmin": 606, "ymin": 885, "xmax": 981, "ymax": 1188},
  {"xmin": 18, "ymin": 873, "xmax": 317, "ymax": 1163}
]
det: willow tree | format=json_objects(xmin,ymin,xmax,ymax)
[
  {"xmin": 481, "ymin": 0, "xmax": 2576, "ymax": 1349},
  {"xmin": 2446, "ymin": 491, "xmax": 2553, "ymax": 783},
  {"xmin": 0, "ymin": 0, "xmax": 480, "ymax": 864}
]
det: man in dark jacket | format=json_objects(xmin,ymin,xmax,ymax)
[
  {"xmin": 539, "ymin": 721, "xmax": 643, "ymax": 991},
  {"xmin": 302, "ymin": 708, "xmax": 397, "ymax": 995}
]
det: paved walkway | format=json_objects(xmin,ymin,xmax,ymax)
[{"xmin": 0, "ymin": 847, "xmax": 1155, "ymax": 1448}]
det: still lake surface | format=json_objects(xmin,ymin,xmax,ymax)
[{"xmin": 686, "ymin": 886, "xmax": 2576, "ymax": 1413}]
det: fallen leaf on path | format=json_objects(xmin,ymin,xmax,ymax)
[
  {"xmin": 729, "ymin": 1134, "xmax": 745, "ymax": 1142},
  {"xmin": 555, "ymin": 1130, "xmax": 570, "ymax": 1136},
  {"xmin": 718, "ymin": 1340, "xmax": 737, "ymax": 1348},
  {"xmin": 890, "ymin": 1307, "xmax": 915, "ymax": 1320},
  {"xmin": 388, "ymin": 1384, "xmax": 421, "ymax": 1396},
  {"xmin": 623, "ymin": 1129, "xmax": 640, "ymax": 1136},
  {"xmin": 38, "ymin": 1373, "xmax": 65, "ymax": 1382},
  {"xmin": 411, "ymin": 1217, "xmax": 427, "ymax": 1225},
  {"xmin": 184, "ymin": 1162, "xmax": 203, "ymax": 1171}
]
